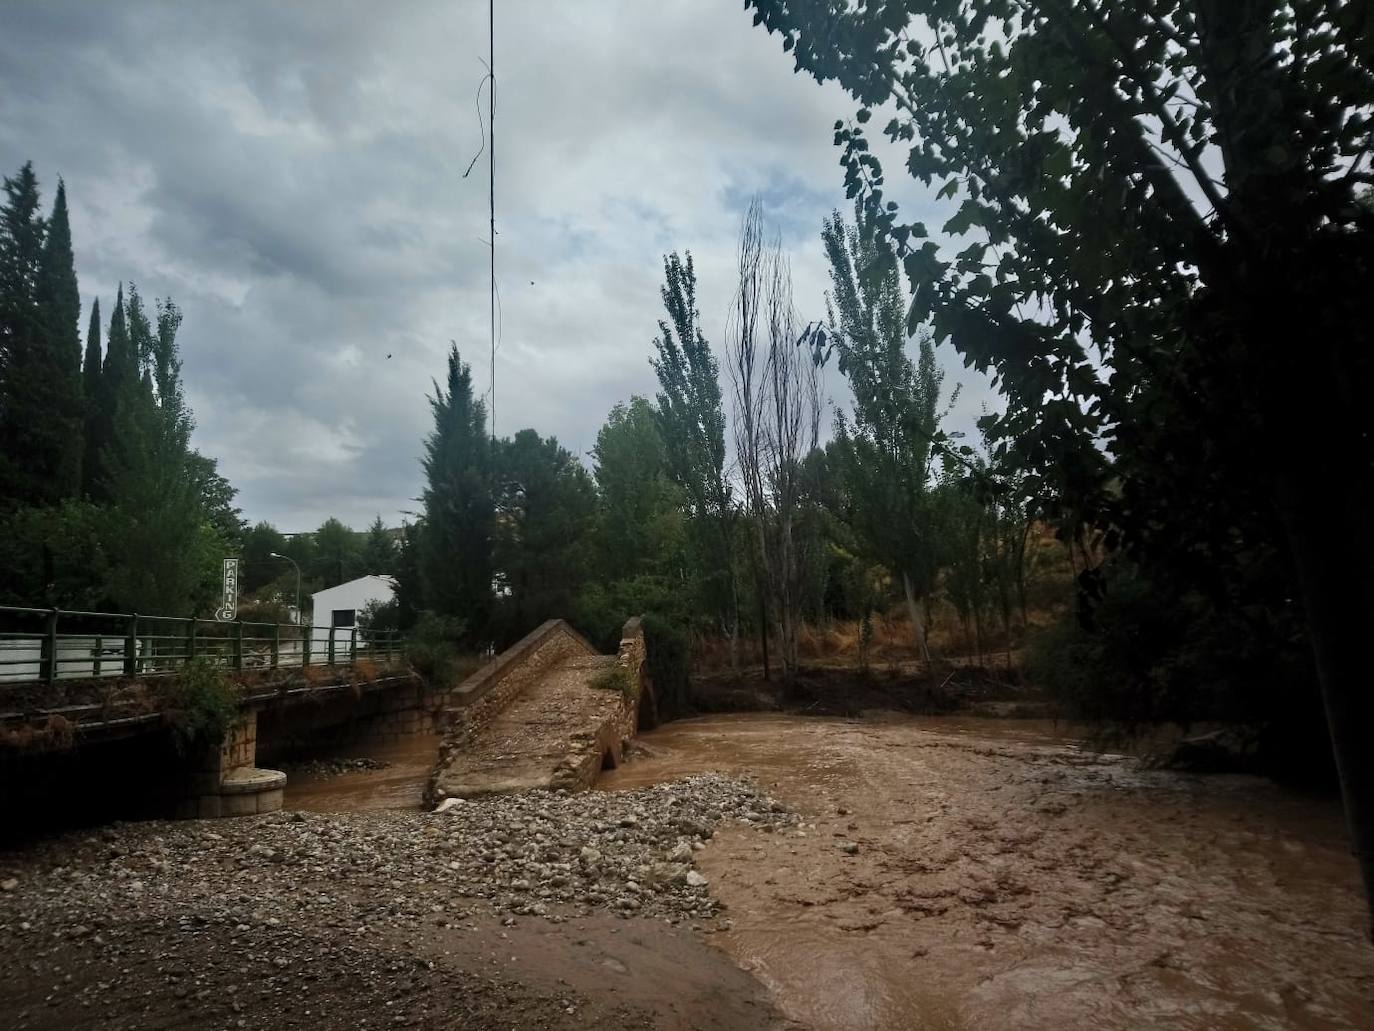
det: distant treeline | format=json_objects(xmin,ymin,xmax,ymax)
[{"xmin": 405, "ymin": 203, "xmax": 1047, "ymax": 691}]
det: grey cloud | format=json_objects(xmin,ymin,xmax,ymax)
[{"xmin": 1, "ymin": 0, "xmax": 998, "ymax": 531}]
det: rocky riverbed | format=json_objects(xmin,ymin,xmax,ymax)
[
  {"xmin": 4, "ymin": 715, "xmax": 1372, "ymax": 1030},
  {"xmin": 0, "ymin": 774, "xmax": 797, "ymax": 1030}
]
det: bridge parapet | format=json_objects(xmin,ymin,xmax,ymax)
[
  {"xmin": 427, "ymin": 617, "xmax": 651, "ymax": 803},
  {"xmin": 440, "ymin": 619, "xmax": 598, "ymax": 746}
]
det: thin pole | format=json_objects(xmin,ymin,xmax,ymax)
[{"xmin": 488, "ymin": 0, "xmax": 496, "ymax": 446}]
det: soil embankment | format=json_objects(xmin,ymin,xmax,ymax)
[{"xmin": 691, "ymin": 661, "xmax": 1050, "ymax": 720}]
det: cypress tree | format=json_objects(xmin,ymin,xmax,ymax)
[
  {"xmin": 101, "ymin": 284, "xmax": 132, "ymax": 394},
  {"xmin": 0, "ymin": 162, "xmax": 48, "ymax": 507},
  {"xmin": 81, "ymin": 297, "xmax": 101, "ymax": 495},
  {"xmin": 101, "ymin": 293, "xmax": 209, "ymax": 614},
  {"xmin": 419, "ymin": 345, "xmax": 493, "ymax": 637},
  {"xmin": 88, "ymin": 284, "xmax": 131, "ymax": 501},
  {"xmin": 32, "ymin": 179, "xmax": 84, "ymax": 498}
]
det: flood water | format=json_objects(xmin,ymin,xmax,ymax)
[
  {"xmin": 603, "ymin": 713, "xmax": 1373, "ymax": 1031},
  {"xmin": 280, "ymin": 714, "xmax": 1374, "ymax": 1029},
  {"xmin": 282, "ymin": 732, "xmax": 441, "ymax": 812}
]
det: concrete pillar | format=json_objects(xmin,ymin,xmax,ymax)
[{"xmin": 175, "ymin": 710, "xmax": 287, "ymax": 819}]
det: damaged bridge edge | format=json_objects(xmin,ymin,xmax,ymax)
[{"xmin": 425, "ymin": 617, "xmax": 655, "ymax": 806}]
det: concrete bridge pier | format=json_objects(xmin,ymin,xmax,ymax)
[{"xmin": 174, "ymin": 711, "xmax": 286, "ymax": 819}]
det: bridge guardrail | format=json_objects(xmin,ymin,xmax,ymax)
[{"xmin": 0, "ymin": 604, "xmax": 404, "ymax": 685}]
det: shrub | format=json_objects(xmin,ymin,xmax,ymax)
[
  {"xmin": 643, "ymin": 613, "xmax": 691, "ymax": 721},
  {"xmin": 1027, "ymin": 559, "xmax": 1332, "ymax": 780},
  {"xmin": 590, "ymin": 663, "xmax": 636, "ymax": 700},
  {"xmin": 156, "ymin": 658, "xmax": 241, "ymax": 753},
  {"xmin": 405, "ymin": 612, "xmax": 466, "ymax": 687},
  {"xmin": 358, "ymin": 598, "xmax": 400, "ymax": 635}
]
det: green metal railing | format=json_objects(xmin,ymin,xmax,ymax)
[{"xmin": 0, "ymin": 604, "xmax": 405, "ymax": 685}]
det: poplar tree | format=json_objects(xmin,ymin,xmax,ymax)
[
  {"xmin": 649, "ymin": 252, "xmax": 740, "ymax": 661},
  {"xmin": 821, "ymin": 202, "xmax": 947, "ymax": 661}
]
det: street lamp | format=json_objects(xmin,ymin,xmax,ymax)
[{"xmin": 269, "ymin": 552, "xmax": 302, "ymax": 627}]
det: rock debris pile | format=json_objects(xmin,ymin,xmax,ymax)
[
  {"xmin": 284, "ymin": 756, "xmax": 393, "ymax": 779},
  {"xmin": 431, "ymin": 773, "xmax": 795, "ymax": 919},
  {"xmin": 0, "ymin": 774, "xmax": 793, "ymax": 1029},
  {"xmin": 0, "ymin": 774, "xmax": 792, "ymax": 939}
]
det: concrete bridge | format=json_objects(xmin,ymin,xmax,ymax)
[{"xmin": 0, "ymin": 615, "xmax": 653, "ymax": 829}]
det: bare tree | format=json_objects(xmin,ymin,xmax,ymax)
[{"xmin": 727, "ymin": 201, "xmax": 822, "ymax": 680}]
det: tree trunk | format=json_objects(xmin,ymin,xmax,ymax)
[
  {"xmin": 901, "ymin": 571, "xmax": 931, "ymax": 664},
  {"xmin": 1276, "ymin": 471, "xmax": 1374, "ymax": 937},
  {"xmin": 758, "ymin": 589, "xmax": 770, "ymax": 682}
]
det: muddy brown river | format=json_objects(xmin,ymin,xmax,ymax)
[{"xmin": 286, "ymin": 714, "xmax": 1374, "ymax": 1029}]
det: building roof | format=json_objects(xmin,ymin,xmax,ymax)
[{"xmin": 309, "ymin": 574, "xmax": 397, "ymax": 602}]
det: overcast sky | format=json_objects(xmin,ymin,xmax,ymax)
[{"xmin": 0, "ymin": 1, "xmax": 996, "ymax": 531}]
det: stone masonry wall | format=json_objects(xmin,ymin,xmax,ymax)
[
  {"xmin": 549, "ymin": 618, "xmax": 648, "ymax": 793},
  {"xmin": 426, "ymin": 621, "xmax": 598, "ymax": 803}
]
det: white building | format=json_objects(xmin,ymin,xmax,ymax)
[{"xmin": 309, "ymin": 575, "xmax": 397, "ymax": 655}]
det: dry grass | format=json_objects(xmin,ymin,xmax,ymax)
[
  {"xmin": 302, "ymin": 663, "xmax": 335, "ymax": 687},
  {"xmin": 0, "ymin": 714, "xmax": 76, "ymax": 753},
  {"xmin": 695, "ymin": 600, "xmax": 1059, "ymax": 674}
]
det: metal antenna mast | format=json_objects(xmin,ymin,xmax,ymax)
[{"xmin": 488, "ymin": 0, "xmax": 496, "ymax": 446}]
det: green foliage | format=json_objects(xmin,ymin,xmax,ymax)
[
  {"xmin": 419, "ymin": 345, "xmax": 493, "ymax": 640},
  {"xmin": 821, "ymin": 202, "xmax": 952, "ymax": 656},
  {"xmin": 101, "ymin": 293, "xmax": 222, "ymax": 615},
  {"xmin": 590, "ymin": 663, "xmax": 636, "ymax": 701},
  {"xmin": 312, "ymin": 516, "xmax": 361, "ymax": 588},
  {"xmin": 392, "ymin": 523, "xmax": 422, "ymax": 631},
  {"xmin": 643, "ymin": 613, "xmax": 691, "ymax": 721},
  {"xmin": 240, "ymin": 521, "xmax": 290, "ymax": 595},
  {"xmin": 649, "ymin": 252, "xmax": 739, "ymax": 647},
  {"xmin": 0, "ymin": 165, "xmax": 82, "ymax": 506},
  {"xmin": 280, "ymin": 532, "xmax": 318, "ymax": 592},
  {"xmin": 490, "ymin": 428, "xmax": 597, "ymax": 644},
  {"xmin": 0, "ymin": 499, "xmax": 110, "ymax": 609},
  {"xmin": 0, "ymin": 164, "xmax": 241, "ymax": 621},
  {"xmin": 1028, "ymin": 560, "xmax": 1322, "ymax": 751},
  {"xmin": 358, "ymin": 515, "xmax": 397, "ymax": 575},
  {"xmin": 357, "ymin": 597, "xmax": 400, "ymax": 635},
  {"xmin": 746, "ymin": 0, "xmax": 1373, "ymax": 630},
  {"xmin": 187, "ymin": 452, "xmax": 244, "ymax": 549},
  {"xmin": 591, "ymin": 397, "xmax": 685, "ymax": 580},
  {"xmin": 81, "ymin": 298, "xmax": 102, "ymax": 495},
  {"xmin": 404, "ymin": 611, "xmax": 467, "ymax": 687},
  {"xmin": 156, "ymin": 658, "xmax": 241, "ymax": 754}
]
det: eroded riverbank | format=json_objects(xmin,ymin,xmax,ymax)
[{"xmin": 601, "ymin": 713, "xmax": 1373, "ymax": 1030}]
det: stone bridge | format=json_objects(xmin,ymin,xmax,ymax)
[
  {"xmin": 427, "ymin": 617, "xmax": 656, "ymax": 802},
  {"xmin": 0, "ymin": 617, "xmax": 653, "ymax": 830}
]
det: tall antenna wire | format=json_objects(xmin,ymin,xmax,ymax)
[{"xmin": 488, "ymin": 0, "xmax": 496, "ymax": 448}]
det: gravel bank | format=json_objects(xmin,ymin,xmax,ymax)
[{"xmin": 0, "ymin": 773, "xmax": 797, "ymax": 1030}]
